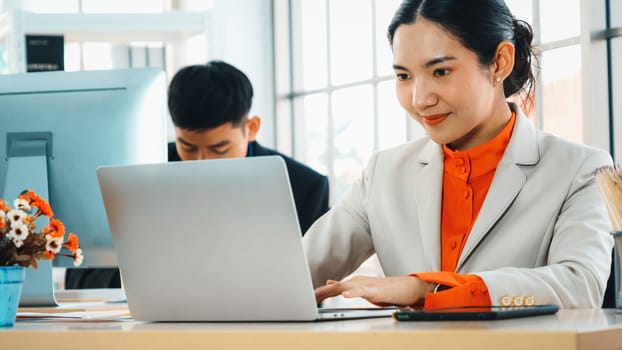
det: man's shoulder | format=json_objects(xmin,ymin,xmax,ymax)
[{"xmin": 252, "ymin": 142, "xmax": 327, "ymax": 181}]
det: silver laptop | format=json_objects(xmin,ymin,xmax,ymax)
[{"xmin": 96, "ymin": 156, "xmax": 394, "ymax": 321}]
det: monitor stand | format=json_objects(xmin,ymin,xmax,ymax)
[
  {"xmin": 2, "ymin": 132, "xmax": 58, "ymax": 306},
  {"xmin": 19, "ymin": 260, "xmax": 57, "ymax": 306}
]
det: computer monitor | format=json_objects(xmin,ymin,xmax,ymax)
[{"xmin": 0, "ymin": 68, "xmax": 167, "ymax": 304}]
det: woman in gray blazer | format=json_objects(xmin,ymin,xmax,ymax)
[{"xmin": 304, "ymin": 0, "xmax": 613, "ymax": 309}]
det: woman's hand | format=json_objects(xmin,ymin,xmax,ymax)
[{"xmin": 314, "ymin": 275, "xmax": 435, "ymax": 307}]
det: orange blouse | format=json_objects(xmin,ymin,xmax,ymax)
[{"xmin": 413, "ymin": 112, "xmax": 516, "ymax": 309}]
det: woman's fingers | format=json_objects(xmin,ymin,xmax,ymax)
[
  {"xmin": 314, "ymin": 282, "xmax": 343, "ymax": 303},
  {"xmin": 315, "ymin": 276, "xmax": 430, "ymax": 306},
  {"xmin": 315, "ymin": 277, "xmax": 375, "ymax": 303}
]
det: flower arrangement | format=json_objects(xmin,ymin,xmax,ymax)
[{"xmin": 0, "ymin": 190, "xmax": 83, "ymax": 267}]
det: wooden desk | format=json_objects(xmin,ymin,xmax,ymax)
[{"xmin": 2, "ymin": 309, "xmax": 622, "ymax": 350}]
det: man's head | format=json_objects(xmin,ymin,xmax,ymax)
[{"xmin": 168, "ymin": 60, "xmax": 260, "ymax": 160}]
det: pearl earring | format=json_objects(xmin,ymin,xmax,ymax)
[{"xmin": 496, "ymin": 77, "xmax": 501, "ymax": 83}]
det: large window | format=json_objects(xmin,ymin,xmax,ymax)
[{"xmin": 276, "ymin": 0, "xmax": 421, "ymax": 201}]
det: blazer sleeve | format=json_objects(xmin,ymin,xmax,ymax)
[
  {"xmin": 303, "ymin": 153, "xmax": 379, "ymax": 288},
  {"xmin": 476, "ymin": 149, "xmax": 614, "ymax": 308}
]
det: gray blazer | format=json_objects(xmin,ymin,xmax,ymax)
[{"xmin": 303, "ymin": 104, "xmax": 614, "ymax": 308}]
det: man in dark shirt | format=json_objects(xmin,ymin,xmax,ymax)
[
  {"xmin": 65, "ymin": 60, "xmax": 329, "ymax": 289},
  {"xmin": 166, "ymin": 60, "xmax": 329, "ymax": 233}
]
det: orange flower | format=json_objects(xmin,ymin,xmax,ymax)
[
  {"xmin": 47, "ymin": 219, "xmax": 65, "ymax": 238},
  {"xmin": 23, "ymin": 190, "xmax": 40, "ymax": 202},
  {"xmin": 0, "ymin": 199, "xmax": 8, "ymax": 211},
  {"xmin": 0, "ymin": 218, "xmax": 5, "ymax": 229},
  {"xmin": 44, "ymin": 250, "xmax": 55, "ymax": 260},
  {"xmin": 23, "ymin": 190, "xmax": 54, "ymax": 217},
  {"xmin": 36, "ymin": 199, "xmax": 54, "ymax": 217},
  {"xmin": 63, "ymin": 233, "xmax": 79, "ymax": 253},
  {"xmin": 20, "ymin": 191, "xmax": 37, "ymax": 205}
]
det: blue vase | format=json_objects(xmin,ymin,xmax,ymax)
[{"xmin": 0, "ymin": 265, "xmax": 25, "ymax": 327}]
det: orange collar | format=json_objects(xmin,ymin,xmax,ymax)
[{"xmin": 442, "ymin": 112, "xmax": 516, "ymax": 181}]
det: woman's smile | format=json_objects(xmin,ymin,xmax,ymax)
[{"xmin": 421, "ymin": 113, "xmax": 450, "ymax": 126}]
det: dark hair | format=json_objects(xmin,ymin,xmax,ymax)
[
  {"xmin": 387, "ymin": 0, "xmax": 536, "ymax": 99},
  {"xmin": 167, "ymin": 60, "xmax": 254, "ymax": 130}
]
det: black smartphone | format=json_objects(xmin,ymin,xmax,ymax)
[{"xmin": 393, "ymin": 304, "xmax": 559, "ymax": 321}]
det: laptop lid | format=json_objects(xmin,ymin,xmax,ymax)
[
  {"xmin": 97, "ymin": 156, "xmax": 322, "ymax": 321},
  {"xmin": 98, "ymin": 156, "xmax": 395, "ymax": 321}
]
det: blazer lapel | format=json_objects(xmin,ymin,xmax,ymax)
[
  {"xmin": 456, "ymin": 106, "xmax": 540, "ymax": 270},
  {"xmin": 413, "ymin": 140, "xmax": 444, "ymax": 271}
]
